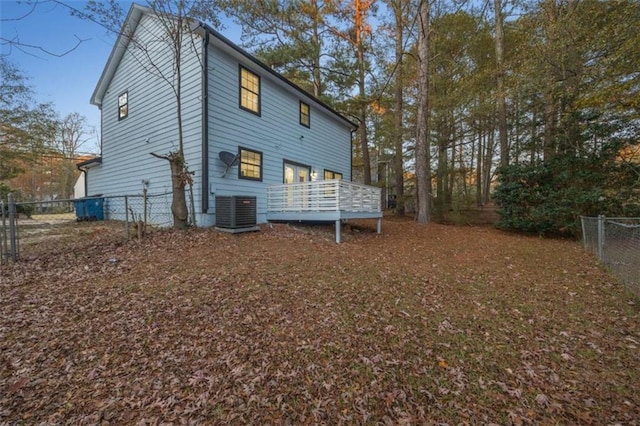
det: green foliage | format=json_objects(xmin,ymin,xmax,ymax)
[
  {"xmin": 494, "ymin": 142, "xmax": 640, "ymax": 237},
  {"xmin": 0, "ymin": 182, "xmax": 11, "ymax": 202},
  {"xmin": 0, "ymin": 58, "xmax": 59, "ymax": 181},
  {"xmin": 493, "ymin": 0, "xmax": 640, "ymax": 236},
  {"xmin": 0, "ymin": 182, "xmax": 33, "ymax": 217}
]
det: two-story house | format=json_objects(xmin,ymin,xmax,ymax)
[{"xmin": 83, "ymin": 3, "xmax": 381, "ymax": 241}]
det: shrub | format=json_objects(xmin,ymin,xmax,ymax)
[{"xmin": 494, "ymin": 144, "xmax": 640, "ymax": 237}]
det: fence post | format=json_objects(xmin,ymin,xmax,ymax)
[
  {"xmin": 8, "ymin": 193, "xmax": 18, "ymax": 261},
  {"xmin": 597, "ymin": 214, "xmax": 605, "ymax": 262},
  {"xmin": 1, "ymin": 200, "xmax": 6, "ymax": 263},
  {"xmin": 189, "ymin": 183, "xmax": 196, "ymax": 226},
  {"xmin": 143, "ymin": 188, "xmax": 148, "ymax": 233},
  {"xmin": 125, "ymin": 195, "xmax": 130, "ymax": 240}
]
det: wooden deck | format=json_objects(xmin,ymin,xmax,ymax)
[{"xmin": 266, "ymin": 180, "xmax": 382, "ymax": 243}]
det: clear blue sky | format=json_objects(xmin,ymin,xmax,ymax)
[{"xmin": 1, "ymin": 1, "xmax": 241, "ymax": 154}]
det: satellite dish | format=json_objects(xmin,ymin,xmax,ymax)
[
  {"xmin": 219, "ymin": 151, "xmax": 239, "ymax": 167},
  {"xmin": 219, "ymin": 151, "xmax": 240, "ymax": 177}
]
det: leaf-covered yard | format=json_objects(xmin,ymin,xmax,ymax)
[{"xmin": 1, "ymin": 217, "xmax": 639, "ymax": 424}]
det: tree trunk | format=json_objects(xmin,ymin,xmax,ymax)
[
  {"xmin": 359, "ymin": 85, "xmax": 371, "ymax": 185},
  {"xmin": 415, "ymin": 0, "xmax": 431, "ymax": 224},
  {"xmin": 171, "ymin": 14, "xmax": 190, "ymax": 229},
  {"xmin": 435, "ymin": 138, "xmax": 445, "ymax": 221},
  {"xmin": 392, "ymin": 0, "xmax": 405, "ymax": 215},
  {"xmin": 459, "ymin": 130, "xmax": 468, "ymax": 200},
  {"xmin": 542, "ymin": 0, "xmax": 558, "ymax": 162},
  {"xmin": 447, "ymin": 130, "xmax": 455, "ymax": 206},
  {"xmin": 543, "ymin": 87, "xmax": 556, "ymax": 161},
  {"xmin": 169, "ymin": 156, "xmax": 189, "ymax": 230},
  {"xmin": 513, "ymin": 96, "xmax": 520, "ymax": 164},
  {"xmin": 530, "ymin": 109, "xmax": 537, "ymax": 164},
  {"xmin": 494, "ymin": 0, "xmax": 509, "ymax": 168},
  {"xmin": 356, "ymin": 0, "xmax": 371, "ymax": 185},
  {"xmin": 483, "ymin": 128, "xmax": 495, "ymax": 205},
  {"xmin": 312, "ymin": 0, "xmax": 323, "ymax": 97},
  {"xmin": 476, "ymin": 117, "xmax": 483, "ymax": 206}
]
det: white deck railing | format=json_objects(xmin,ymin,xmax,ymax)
[{"xmin": 267, "ymin": 180, "xmax": 382, "ymax": 213}]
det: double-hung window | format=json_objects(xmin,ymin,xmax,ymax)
[
  {"xmin": 239, "ymin": 147, "xmax": 263, "ymax": 181},
  {"xmin": 118, "ymin": 91, "xmax": 128, "ymax": 120},
  {"xmin": 324, "ymin": 169, "xmax": 343, "ymax": 180},
  {"xmin": 239, "ymin": 66, "xmax": 260, "ymax": 115},
  {"xmin": 299, "ymin": 101, "xmax": 310, "ymax": 127}
]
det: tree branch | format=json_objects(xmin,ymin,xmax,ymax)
[
  {"xmin": 150, "ymin": 152, "xmax": 169, "ymax": 161},
  {"xmin": 1, "ymin": 34, "xmax": 88, "ymax": 58}
]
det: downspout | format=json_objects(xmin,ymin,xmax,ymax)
[
  {"xmin": 99, "ymin": 106, "xmax": 104, "ymax": 158},
  {"xmin": 201, "ymin": 29, "xmax": 210, "ymax": 213}
]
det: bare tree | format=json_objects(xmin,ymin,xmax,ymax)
[
  {"xmin": 81, "ymin": 0, "xmax": 221, "ymax": 229},
  {"xmin": 57, "ymin": 113, "xmax": 91, "ymax": 157},
  {"xmin": 1, "ymin": 1, "xmax": 88, "ymax": 58},
  {"xmin": 55, "ymin": 112, "xmax": 92, "ymax": 198}
]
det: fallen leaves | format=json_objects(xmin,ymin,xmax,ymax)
[{"xmin": 1, "ymin": 217, "xmax": 639, "ymax": 423}]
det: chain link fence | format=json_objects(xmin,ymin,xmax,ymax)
[
  {"xmin": 581, "ymin": 216, "xmax": 640, "ymax": 296},
  {"xmin": 1, "ymin": 192, "xmax": 173, "ymax": 262}
]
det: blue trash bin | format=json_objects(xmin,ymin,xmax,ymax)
[
  {"xmin": 73, "ymin": 199, "xmax": 87, "ymax": 221},
  {"xmin": 85, "ymin": 197, "xmax": 104, "ymax": 221},
  {"xmin": 74, "ymin": 197, "xmax": 104, "ymax": 221}
]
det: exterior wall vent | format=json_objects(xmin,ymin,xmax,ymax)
[{"xmin": 215, "ymin": 196, "xmax": 258, "ymax": 231}]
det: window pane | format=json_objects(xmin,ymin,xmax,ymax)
[
  {"xmin": 324, "ymin": 170, "xmax": 342, "ymax": 180},
  {"xmin": 300, "ymin": 102, "xmax": 310, "ymax": 127},
  {"xmin": 118, "ymin": 92, "xmax": 128, "ymax": 119},
  {"xmin": 240, "ymin": 148, "xmax": 262, "ymax": 180},
  {"xmin": 240, "ymin": 67, "xmax": 260, "ymax": 114},
  {"xmin": 242, "ymin": 93, "xmax": 258, "ymax": 112}
]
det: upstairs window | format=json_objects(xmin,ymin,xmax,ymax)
[
  {"xmin": 118, "ymin": 91, "xmax": 128, "ymax": 120},
  {"xmin": 239, "ymin": 147, "xmax": 263, "ymax": 181},
  {"xmin": 300, "ymin": 101, "xmax": 310, "ymax": 127},
  {"xmin": 239, "ymin": 66, "xmax": 260, "ymax": 115},
  {"xmin": 324, "ymin": 169, "xmax": 343, "ymax": 180}
]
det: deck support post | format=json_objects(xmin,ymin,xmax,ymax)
[
  {"xmin": 335, "ymin": 220, "xmax": 341, "ymax": 244},
  {"xmin": 377, "ymin": 217, "xmax": 382, "ymax": 234}
]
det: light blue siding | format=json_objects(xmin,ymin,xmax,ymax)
[
  {"xmin": 206, "ymin": 41, "xmax": 353, "ymax": 223},
  {"xmin": 88, "ymin": 13, "xmax": 204, "ymax": 221},
  {"xmin": 89, "ymin": 9, "xmax": 353, "ymax": 227}
]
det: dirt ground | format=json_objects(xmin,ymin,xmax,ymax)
[{"xmin": 1, "ymin": 217, "xmax": 639, "ymax": 424}]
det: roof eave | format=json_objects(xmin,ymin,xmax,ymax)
[
  {"xmin": 76, "ymin": 157, "xmax": 103, "ymax": 169},
  {"xmin": 90, "ymin": 5, "xmax": 357, "ymax": 131},
  {"xmin": 90, "ymin": 4, "xmax": 148, "ymax": 107}
]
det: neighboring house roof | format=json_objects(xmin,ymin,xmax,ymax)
[{"xmin": 91, "ymin": 3, "xmax": 357, "ymax": 130}]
